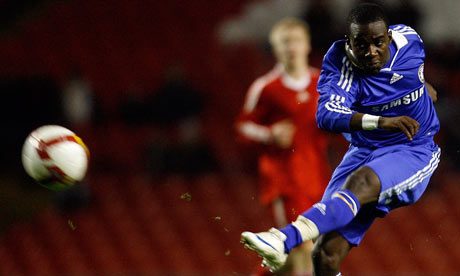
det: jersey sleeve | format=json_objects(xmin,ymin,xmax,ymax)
[
  {"xmin": 316, "ymin": 44, "xmax": 359, "ymax": 133},
  {"xmin": 390, "ymin": 24, "xmax": 425, "ymax": 65},
  {"xmin": 235, "ymin": 78, "xmax": 273, "ymax": 145}
]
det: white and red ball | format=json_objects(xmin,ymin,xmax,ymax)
[{"xmin": 21, "ymin": 125, "xmax": 89, "ymax": 190}]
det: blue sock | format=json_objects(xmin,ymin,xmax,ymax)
[
  {"xmin": 279, "ymin": 224, "xmax": 302, "ymax": 253},
  {"xmin": 280, "ymin": 189, "xmax": 360, "ymax": 253},
  {"xmin": 303, "ymin": 189, "xmax": 360, "ymax": 234}
]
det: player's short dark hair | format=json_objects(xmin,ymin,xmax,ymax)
[{"xmin": 346, "ymin": 3, "xmax": 389, "ymax": 32}]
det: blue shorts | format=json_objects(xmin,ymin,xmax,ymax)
[{"xmin": 322, "ymin": 141, "xmax": 441, "ymax": 245}]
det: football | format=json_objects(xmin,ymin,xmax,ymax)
[{"xmin": 21, "ymin": 125, "xmax": 90, "ymax": 191}]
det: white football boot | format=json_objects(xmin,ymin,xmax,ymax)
[{"xmin": 241, "ymin": 228, "xmax": 288, "ymax": 272}]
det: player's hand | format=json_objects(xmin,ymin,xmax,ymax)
[
  {"xmin": 378, "ymin": 116, "xmax": 420, "ymax": 141},
  {"xmin": 271, "ymin": 119, "xmax": 295, "ymax": 149}
]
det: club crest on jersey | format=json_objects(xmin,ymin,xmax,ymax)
[
  {"xmin": 371, "ymin": 85, "xmax": 425, "ymax": 113},
  {"xmin": 296, "ymin": 91, "xmax": 310, "ymax": 103},
  {"xmin": 418, "ymin": 63, "xmax": 425, "ymax": 83}
]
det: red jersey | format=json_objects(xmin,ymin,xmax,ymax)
[{"xmin": 236, "ymin": 65, "xmax": 330, "ymax": 221}]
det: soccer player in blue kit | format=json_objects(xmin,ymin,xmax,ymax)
[{"xmin": 241, "ymin": 4, "xmax": 441, "ymax": 276}]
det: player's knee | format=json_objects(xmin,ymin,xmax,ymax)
[
  {"xmin": 342, "ymin": 166, "xmax": 381, "ymax": 205},
  {"xmin": 311, "ymin": 241, "xmax": 342, "ymax": 271}
]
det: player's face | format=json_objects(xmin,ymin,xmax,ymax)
[
  {"xmin": 348, "ymin": 20, "xmax": 392, "ymax": 74},
  {"xmin": 272, "ymin": 27, "xmax": 311, "ymax": 67}
]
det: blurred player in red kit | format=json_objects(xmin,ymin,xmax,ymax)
[{"xmin": 236, "ymin": 18, "xmax": 330, "ymax": 275}]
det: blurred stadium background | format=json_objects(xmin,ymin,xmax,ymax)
[{"xmin": 0, "ymin": 0, "xmax": 459, "ymax": 275}]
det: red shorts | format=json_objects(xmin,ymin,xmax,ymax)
[{"xmin": 259, "ymin": 152, "xmax": 329, "ymax": 223}]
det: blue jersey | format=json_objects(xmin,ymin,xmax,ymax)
[{"xmin": 316, "ymin": 24, "xmax": 440, "ymax": 148}]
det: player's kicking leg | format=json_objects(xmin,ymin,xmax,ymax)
[
  {"xmin": 241, "ymin": 230, "xmax": 349, "ymax": 275},
  {"xmin": 241, "ymin": 227, "xmax": 288, "ymax": 272},
  {"xmin": 242, "ymin": 143, "xmax": 441, "ymax": 274},
  {"xmin": 241, "ymin": 166, "xmax": 381, "ymax": 273}
]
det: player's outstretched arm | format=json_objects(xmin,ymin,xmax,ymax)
[
  {"xmin": 426, "ymin": 82, "xmax": 437, "ymax": 103},
  {"xmin": 350, "ymin": 112, "xmax": 420, "ymax": 141}
]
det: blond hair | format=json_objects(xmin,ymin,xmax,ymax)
[{"xmin": 269, "ymin": 17, "xmax": 311, "ymax": 45}]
